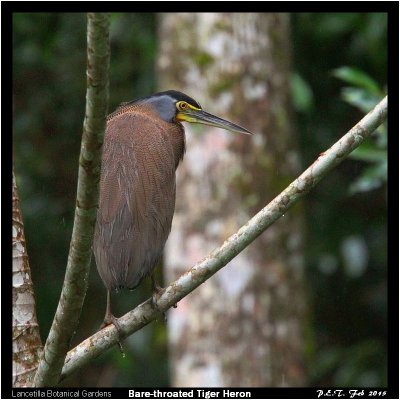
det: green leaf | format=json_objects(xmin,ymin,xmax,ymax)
[
  {"xmin": 341, "ymin": 87, "xmax": 380, "ymax": 113},
  {"xmin": 332, "ymin": 66, "xmax": 381, "ymax": 94},
  {"xmin": 349, "ymin": 161, "xmax": 387, "ymax": 194},
  {"xmin": 349, "ymin": 145, "xmax": 387, "ymax": 163},
  {"xmin": 291, "ymin": 72, "xmax": 314, "ymax": 113}
]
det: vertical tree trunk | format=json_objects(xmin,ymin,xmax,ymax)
[
  {"xmin": 159, "ymin": 13, "xmax": 306, "ymax": 387},
  {"xmin": 13, "ymin": 168, "xmax": 43, "ymax": 387}
]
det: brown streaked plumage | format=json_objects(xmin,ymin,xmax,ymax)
[{"xmin": 93, "ymin": 90, "xmax": 252, "ymax": 328}]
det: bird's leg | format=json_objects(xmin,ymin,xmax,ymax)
[
  {"xmin": 99, "ymin": 290, "xmax": 125, "ymax": 355},
  {"xmin": 100, "ymin": 290, "xmax": 118, "ymax": 327},
  {"xmin": 151, "ymin": 274, "xmax": 167, "ymax": 322}
]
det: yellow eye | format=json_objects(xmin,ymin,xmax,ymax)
[{"xmin": 177, "ymin": 101, "xmax": 189, "ymax": 111}]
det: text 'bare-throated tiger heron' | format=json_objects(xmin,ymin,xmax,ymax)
[{"xmin": 93, "ymin": 90, "xmax": 252, "ymax": 328}]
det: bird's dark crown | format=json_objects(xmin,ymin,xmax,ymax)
[
  {"xmin": 115, "ymin": 90, "xmax": 202, "ymax": 123},
  {"xmin": 128, "ymin": 90, "xmax": 202, "ymax": 109}
]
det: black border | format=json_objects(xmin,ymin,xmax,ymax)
[
  {"xmin": 4, "ymin": 2, "xmax": 398, "ymax": 399},
  {"xmin": 3, "ymin": 387, "xmax": 397, "ymax": 399}
]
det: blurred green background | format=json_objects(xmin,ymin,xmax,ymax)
[{"xmin": 13, "ymin": 13, "xmax": 387, "ymax": 387}]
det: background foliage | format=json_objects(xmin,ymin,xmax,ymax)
[{"xmin": 13, "ymin": 12, "xmax": 387, "ymax": 387}]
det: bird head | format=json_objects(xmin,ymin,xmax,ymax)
[{"xmin": 134, "ymin": 90, "xmax": 253, "ymax": 135}]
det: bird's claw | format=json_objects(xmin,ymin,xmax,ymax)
[
  {"xmin": 151, "ymin": 283, "xmax": 168, "ymax": 322},
  {"xmin": 151, "ymin": 275, "xmax": 164, "ymax": 307},
  {"xmin": 99, "ymin": 314, "xmax": 125, "ymax": 356},
  {"xmin": 151, "ymin": 286, "xmax": 164, "ymax": 306}
]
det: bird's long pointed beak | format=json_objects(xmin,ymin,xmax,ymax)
[{"xmin": 177, "ymin": 109, "xmax": 253, "ymax": 135}]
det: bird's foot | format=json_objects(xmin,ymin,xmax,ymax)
[
  {"xmin": 151, "ymin": 282, "xmax": 167, "ymax": 323},
  {"xmin": 99, "ymin": 314, "xmax": 125, "ymax": 356},
  {"xmin": 151, "ymin": 276, "xmax": 165, "ymax": 307},
  {"xmin": 100, "ymin": 313, "xmax": 121, "ymax": 331},
  {"xmin": 151, "ymin": 283, "xmax": 164, "ymax": 304}
]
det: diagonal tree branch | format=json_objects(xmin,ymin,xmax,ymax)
[
  {"xmin": 33, "ymin": 13, "xmax": 110, "ymax": 387},
  {"xmin": 60, "ymin": 96, "xmax": 387, "ymax": 382}
]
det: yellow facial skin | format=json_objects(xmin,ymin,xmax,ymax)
[
  {"xmin": 175, "ymin": 101, "xmax": 252, "ymax": 135},
  {"xmin": 176, "ymin": 101, "xmax": 202, "ymax": 123}
]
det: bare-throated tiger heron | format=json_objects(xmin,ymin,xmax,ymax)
[{"xmin": 93, "ymin": 90, "xmax": 252, "ymax": 328}]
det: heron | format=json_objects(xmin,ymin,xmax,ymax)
[{"xmin": 93, "ymin": 90, "xmax": 252, "ymax": 328}]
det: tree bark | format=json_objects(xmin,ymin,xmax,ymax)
[
  {"xmin": 13, "ymin": 168, "xmax": 43, "ymax": 387},
  {"xmin": 159, "ymin": 13, "xmax": 306, "ymax": 387}
]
